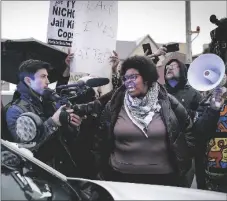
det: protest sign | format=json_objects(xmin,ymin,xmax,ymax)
[
  {"xmin": 47, "ymin": 1, "xmax": 76, "ymax": 48},
  {"xmin": 70, "ymin": 1, "xmax": 118, "ymax": 93}
]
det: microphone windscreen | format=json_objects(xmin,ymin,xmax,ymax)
[
  {"xmin": 43, "ymin": 88, "xmax": 54, "ymax": 99},
  {"xmin": 56, "ymin": 80, "xmax": 85, "ymax": 89},
  {"xmin": 43, "ymin": 88, "xmax": 60, "ymax": 101},
  {"xmin": 86, "ymin": 78, "xmax": 110, "ymax": 87},
  {"xmin": 75, "ymin": 80, "xmax": 85, "ymax": 87}
]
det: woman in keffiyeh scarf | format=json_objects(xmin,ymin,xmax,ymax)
[{"xmin": 94, "ymin": 55, "xmax": 194, "ymax": 187}]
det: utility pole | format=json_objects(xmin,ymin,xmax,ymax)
[{"xmin": 185, "ymin": 1, "xmax": 192, "ymax": 64}]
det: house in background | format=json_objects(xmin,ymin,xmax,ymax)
[
  {"xmin": 116, "ymin": 37, "xmax": 210, "ymax": 84},
  {"xmin": 157, "ymin": 42, "xmax": 188, "ymax": 55},
  {"xmin": 192, "ymin": 43, "xmax": 210, "ymax": 60},
  {"xmin": 156, "ymin": 43, "xmax": 188, "ymax": 84},
  {"xmin": 116, "ymin": 34, "xmax": 163, "ymax": 60},
  {"xmin": 116, "ymin": 35, "xmax": 188, "ymax": 84},
  {"xmin": 116, "ymin": 34, "xmax": 167, "ymax": 84}
]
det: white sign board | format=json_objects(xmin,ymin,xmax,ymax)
[
  {"xmin": 70, "ymin": 1, "xmax": 118, "ymax": 93},
  {"xmin": 47, "ymin": 1, "xmax": 76, "ymax": 48}
]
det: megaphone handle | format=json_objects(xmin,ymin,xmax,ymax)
[{"xmin": 199, "ymin": 90, "xmax": 214, "ymax": 105}]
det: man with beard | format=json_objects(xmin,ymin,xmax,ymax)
[
  {"xmin": 164, "ymin": 59, "xmax": 202, "ymax": 188},
  {"xmin": 164, "ymin": 59, "xmax": 202, "ymax": 120}
]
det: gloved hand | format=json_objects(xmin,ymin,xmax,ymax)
[
  {"xmin": 52, "ymin": 105, "xmax": 82, "ymax": 127},
  {"xmin": 210, "ymin": 87, "xmax": 227, "ymax": 110}
]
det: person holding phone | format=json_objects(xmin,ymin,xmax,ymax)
[
  {"xmin": 164, "ymin": 58, "xmax": 202, "ymax": 188},
  {"xmin": 143, "ymin": 44, "xmax": 167, "ymax": 64}
]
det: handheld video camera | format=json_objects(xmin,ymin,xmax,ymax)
[{"xmin": 43, "ymin": 77, "xmax": 109, "ymax": 121}]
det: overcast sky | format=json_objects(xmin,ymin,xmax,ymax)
[{"xmin": 2, "ymin": 1, "xmax": 227, "ymax": 55}]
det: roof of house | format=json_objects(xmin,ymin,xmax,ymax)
[
  {"xmin": 136, "ymin": 35, "xmax": 147, "ymax": 45},
  {"xmin": 116, "ymin": 34, "xmax": 159, "ymax": 60},
  {"xmin": 116, "ymin": 40, "xmax": 137, "ymax": 60}
]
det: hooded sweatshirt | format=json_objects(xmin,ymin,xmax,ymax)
[{"xmin": 164, "ymin": 59, "xmax": 202, "ymax": 119}]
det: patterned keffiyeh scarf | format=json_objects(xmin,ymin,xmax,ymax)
[{"xmin": 124, "ymin": 82, "xmax": 161, "ymax": 137}]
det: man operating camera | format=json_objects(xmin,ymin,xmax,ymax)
[{"xmin": 5, "ymin": 59, "xmax": 82, "ymax": 176}]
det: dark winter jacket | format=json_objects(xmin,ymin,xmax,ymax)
[
  {"xmin": 193, "ymin": 101, "xmax": 222, "ymax": 189},
  {"xmin": 93, "ymin": 84, "xmax": 195, "ymax": 187},
  {"xmin": 164, "ymin": 59, "xmax": 202, "ymax": 119},
  {"xmin": 5, "ymin": 81, "xmax": 80, "ymax": 177},
  {"xmin": 6, "ymin": 81, "xmax": 58, "ymax": 144}
]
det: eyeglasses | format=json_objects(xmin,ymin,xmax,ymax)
[
  {"xmin": 166, "ymin": 64, "xmax": 179, "ymax": 70},
  {"xmin": 122, "ymin": 74, "xmax": 140, "ymax": 82}
]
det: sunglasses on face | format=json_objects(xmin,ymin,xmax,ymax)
[{"xmin": 122, "ymin": 74, "xmax": 140, "ymax": 82}]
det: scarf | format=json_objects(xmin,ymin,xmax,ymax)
[{"xmin": 124, "ymin": 82, "xmax": 161, "ymax": 137}]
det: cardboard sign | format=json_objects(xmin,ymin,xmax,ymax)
[
  {"xmin": 70, "ymin": 1, "xmax": 118, "ymax": 93},
  {"xmin": 47, "ymin": 1, "xmax": 76, "ymax": 47}
]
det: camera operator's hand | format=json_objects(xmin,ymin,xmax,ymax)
[
  {"xmin": 68, "ymin": 111, "xmax": 82, "ymax": 127},
  {"xmin": 52, "ymin": 105, "xmax": 82, "ymax": 127},
  {"xmin": 51, "ymin": 105, "xmax": 81, "ymax": 126},
  {"xmin": 51, "ymin": 105, "xmax": 67, "ymax": 126}
]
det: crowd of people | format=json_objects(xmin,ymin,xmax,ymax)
[{"xmin": 1, "ymin": 15, "xmax": 227, "ymax": 194}]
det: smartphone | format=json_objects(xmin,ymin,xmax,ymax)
[
  {"xmin": 142, "ymin": 43, "xmax": 152, "ymax": 55},
  {"xmin": 164, "ymin": 43, "xmax": 179, "ymax": 53}
]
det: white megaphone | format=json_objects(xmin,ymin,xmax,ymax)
[
  {"xmin": 188, "ymin": 53, "xmax": 226, "ymax": 107},
  {"xmin": 188, "ymin": 53, "xmax": 226, "ymax": 91}
]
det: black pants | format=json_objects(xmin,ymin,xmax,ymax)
[
  {"xmin": 105, "ymin": 168, "xmax": 178, "ymax": 187},
  {"xmin": 205, "ymin": 174, "xmax": 227, "ymax": 193}
]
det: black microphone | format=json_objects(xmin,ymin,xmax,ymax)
[
  {"xmin": 62, "ymin": 86, "xmax": 85, "ymax": 92},
  {"xmin": 43, "ymin": 88, "xmax": 61, "ymax": 101},
  {"xmin": 56, "ymin": 77, "xmax": 110, "ymax": 90},
  {"xmin": 86, "ymin": 78, "xmax": 109, "ymax": 87},
  {"xmin": 43, "ymin": 88, "xmax": 72, "ymax": 109},
  {"xmin": 56, "ymin": 80, "xmax": 85, "ymax": 90}
]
